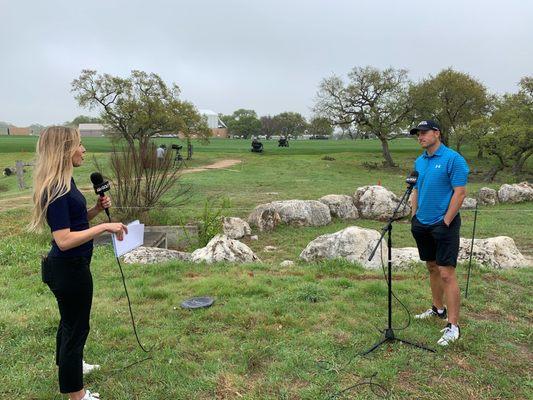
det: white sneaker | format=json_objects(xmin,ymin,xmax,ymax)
[
  {"xmin": 83, "ymin": 360, "xmax": 101, "ymax": 375},
  {"xmin": 437, "ymin": 323, "xmax": 460, "ymax": 346},
  {"xmin": 81, "ymin": 389, "xmax": 100, "ymax": 399},
  {"xmin": 415, "ymin": 305, "xmax": 447, "ymax": 320}
]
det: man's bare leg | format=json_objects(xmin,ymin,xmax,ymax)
[
  {"xmin": 438, "ymin": 266, "xmax": 460, "ymax": 325},
  {"xmin": 427, "ymin": 261, "xmax": 444, "ymax": 309}
]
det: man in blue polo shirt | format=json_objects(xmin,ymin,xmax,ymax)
[{"xmin": 410, "ymin": 120, "xmax": 469, "ymax": 346}]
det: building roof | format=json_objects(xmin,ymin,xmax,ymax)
[{"xmin": 79, "ymin": 123, "xmax": 104, "ymax": 130}]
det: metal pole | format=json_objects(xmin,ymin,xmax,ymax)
[{"xmin": 465, "ymin": 202, "xmax": 478, "ymax": 298}]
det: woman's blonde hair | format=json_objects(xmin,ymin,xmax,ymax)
[{"xmin": 29, "ymin": 126, "xmax": 81, "ymax": 232}]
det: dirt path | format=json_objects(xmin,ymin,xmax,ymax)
[
  {"xmin": 0, "ymin": 159, "xmax": 243, "ymax": 212},
  {"xmin": 181, "ymin": 159, "xmax": 242, "ymax": 174}
]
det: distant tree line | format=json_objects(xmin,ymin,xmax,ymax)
[
  {"xmin": 220, "ymin": 110, "xmax": 333, "ymax": 140},
  {"xmin": 314, "ymin": 66, "xmax": 532, "ymax": 180}
]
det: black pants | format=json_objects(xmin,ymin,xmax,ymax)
[{"xmin": 42, "ymin": 255, "xmax": 93, "ymax": 393}]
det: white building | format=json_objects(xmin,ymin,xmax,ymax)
[
  {"xmin": 79, "ymin": 123, "xmax": 105, "ymax": 137},
  {"xmin": 199, "ymin": 109, "xmax": 227, "ymax": 129}
]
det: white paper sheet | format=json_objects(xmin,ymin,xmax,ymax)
[{"xmin": 112, "ymin": 220, "xmax": 144, "ymax": 257}]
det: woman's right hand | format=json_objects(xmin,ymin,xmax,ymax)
[{"xmin": 103, "ymin": 222, "xmax": 128, "ymax": 241}]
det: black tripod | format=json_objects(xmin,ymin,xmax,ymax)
[{"xmin": 362, "ymin": 174, "xmax": 435, "ymax": 355}]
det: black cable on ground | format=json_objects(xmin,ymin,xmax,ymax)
[
  {"xmin": 327, "ymin": 372, "xmax": 389, "ymax": 399},
  {"xmin": 115, "ymin": 255, "xmax": 153, "ymax": 353}
]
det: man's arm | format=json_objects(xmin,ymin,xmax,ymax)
[
  {"xmin": 444, "ymin": 186, "xmax": 467, "ymax": 226},
  {"xmin": 410, "ymin": 189, "xmax": 418, "ymax": 217}
]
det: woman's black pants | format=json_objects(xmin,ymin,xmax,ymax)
[{"xmin": 42, "ymin": 255, "xmax": 93, "ymax": 393}]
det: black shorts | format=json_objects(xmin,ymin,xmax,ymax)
[{"xmin": 410, "ymin": 214, "xmax": 461, "ymax": 267}]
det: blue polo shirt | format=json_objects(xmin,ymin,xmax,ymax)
[
  {"xmin": 46, "ymin": 178, "xmax": 93, "ymax": 258},
  {"xmin": 414, "ymin": 144, "xmax": 469, "ymax": 225}
]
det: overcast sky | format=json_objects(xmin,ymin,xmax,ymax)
[{"xmin": 1, "ymin": 0, "xmax": 532, "ymax": 126}]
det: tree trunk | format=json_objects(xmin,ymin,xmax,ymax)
[
  {"xmin": 483, "ymin": 164, "xmax": 504, "ymax": 182},
  {"xmin": 379, "ymin": 137, "xmax": 396, "ymax": 168},
  {"xmin": 455, "ymin": 136, "xmax": 464, "ymax": 154},
  {"xmin": 186, "ymin": 137, "xmax": 192, "ymax": 160},
  {"xmin": 512, "ymin": 154, "xmax": 530, "ymax": 175},
  {"xmin": 477, "ymin": 147, "xmax": 484, "ymax": 159}
]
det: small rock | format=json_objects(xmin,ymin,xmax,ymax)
[
  {"xmin": 461, "ymin": 197, "xmax": 477, "ymax": 210},
  {"xmin": 248, "ymin": 204, "xmax": 282, "ymax": 232},
  {"xmin": 353, "ymin": 185, "xmax": 411, "ymax": 221},
  {"xmin": 190, "ymin": 234, "xmax": 260, "ymax": 264},
  {"xmin": 280, "ymin": 260, "xmax": 294, "ymax": 267},
  {"xmin": 250, "ymin": 235, "xmax": 258, "ymax": 241},
  {"xmin": 497, "ymin": 182, "xmax": 533, "ymax": 204},
  {"xmin": 319, "ymin": 194, "xmax": 359, "ymax": 220},
  {"xmin": 223, "ymin": 217, "xmax": 252, "ymax": 239},
  {"xmin": 263, "ymin": 245, "xmax": 277, "ymax": 252},
  {"xmin": 477, "ymin": 187, "xmax": 498, "ymax": 206}
]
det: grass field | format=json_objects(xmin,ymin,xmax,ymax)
[{"xmin": 0, "ymin": 136, "xmax": 532, "ymax": 399}]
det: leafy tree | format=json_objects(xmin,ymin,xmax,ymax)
[
  {"xmin": 272, "ymin": 112, "xmax": 307, "ymax": 138},
  {"xmin": 71, "ymin": 70, "xmax": 210, "ymax": 153},
  {"xmin": 65, "ymin": 115, "xmax": 102, "ymax": 127},
  {"xmin": 479, "ymin": 77, "xmax": 533, "ymax": 180},
  {"xmin": 314, "ymin": 66, "xmax": 412, "ymax": 167},
  {"xmin": 260, "ymin": 115, "xmax": 277, "ymax": 138},
  {"xmin": 307, "ymin": 116, "xmax": 333, "ymax": 137},
  {"xmin": 409, "ymin": 68, "xmax": 490, "ymax": 150},
  {"xmin": 220, "ymin": 109, "xmax": 261, "ymax": 138}
]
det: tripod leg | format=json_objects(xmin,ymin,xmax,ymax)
[
  {"xmin": 395, "ymin": 337, "xmax": 435, "ymax": 353},
  {"xmin": 361, "ymin": 337, "xmax": 390, "ymax": 356}
]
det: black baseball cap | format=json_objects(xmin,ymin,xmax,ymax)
[{"xmin": 410, "ymin": 120, "xmax": 441, "ymax": 135}]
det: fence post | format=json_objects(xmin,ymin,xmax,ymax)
[{"xmin": 15, "ymin": 160, "xmax": 26, "ymax": 190}]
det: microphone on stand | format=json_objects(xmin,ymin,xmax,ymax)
[
  {"xmin": 405, "ymin": 170, "xmax": 419, "ymax": 188},
  {"xmin": 90, "ymin": 172, "xmax": 111, "ymax": 220}
]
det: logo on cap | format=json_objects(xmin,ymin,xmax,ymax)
[{"xmin": 419, "ymin": 121, "xmax": 428, "ymax": 126}]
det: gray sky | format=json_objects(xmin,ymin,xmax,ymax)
[{"xmin": 1, "ymin": 0, "xmax": 532, "ymax": 126}]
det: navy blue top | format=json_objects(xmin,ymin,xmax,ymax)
[
  {"xmin": 46, "ymin": 178, "xmax": 93, "ymax": 258},
  {"xmin": 414, "ymin": 144, "xmax": 469, "ymax": 225}
]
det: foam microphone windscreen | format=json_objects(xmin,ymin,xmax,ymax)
[
  {"xmin": 90, "ymin": 172, "xmax": 104, "ymax": 185},
  {"xmin": 90, "ymin": 172, "xmax": 110, "ymax": 195}
]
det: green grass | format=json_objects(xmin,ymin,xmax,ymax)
[{"xmin": 0, "ymin": 137, "xmax": 532, "ymax": 399}]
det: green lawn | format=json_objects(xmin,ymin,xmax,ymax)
[{"xmin": 0, "ymin": 137, "xmax": 531, "ymax": 399}]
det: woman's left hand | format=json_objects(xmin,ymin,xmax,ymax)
[{"xmin": 96, "ymin": 195, "xmax": 111, "ymax": 212}]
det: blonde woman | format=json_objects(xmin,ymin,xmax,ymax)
[{"xmin": 30, "ymin": 126, "xmax": 127, "ymax": 400}]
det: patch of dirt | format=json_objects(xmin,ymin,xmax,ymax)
[{"xmin": 182, "ymin": 159, "xmax": 242, "ymax": 174}]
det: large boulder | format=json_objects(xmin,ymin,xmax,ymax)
[
  {"xmin": 122, "ymin": 246, "xmax": 191, "ymax": 264},
  {"xmin": 477, "ymin": 187, "xmax": 498, "ymax": 206},
  {"xmin": 391, "ymin": 236, "xmax": 529, "ymax": 269},
  {"xmin": 190, "ymin": 234, "xmax": 260, "ymax": 264},
  {"xmin": 353, "ymin": 185, "xmax": 411, "ymax": 221},
  {"xmin": 299, "ymin": 226, "xmax": 387, "ymax": 269},
  {"xmin": 461, "ymin": 197, "xmax": 478, "ymax": 210},
  {"xmin": 391, "ymin": 247, "xmax": 422, "ymax": 269},
  {"xmin": 319, "ymin": 194, "xmax": 359, "ymax": 220},
  {"xmin": 248, "ymin": 204, "xmax": 282, "ymax": 232},
  {"xmin": 497, "ymin": 182, "xmax": 533, "ymax": 204},
  {"xmin": 222, "ymin": 217, "xmax": 251, "ymax": 239},
  {"xmin": 248, "ymin": 200, "xmax": 331, "ymax": 230},
  {"xmin": 458, "ymin": 236, "xmax": 528, "ymax": 269}
]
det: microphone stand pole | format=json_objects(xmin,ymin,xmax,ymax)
[{"xmin": 362, "ymin": 183, "xmax": 434, "ymax": 355}]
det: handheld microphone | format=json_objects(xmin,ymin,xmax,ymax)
[
  {"xmin": 405, "ymin": 170, "xmax": 419, "ymax": 187},
  {"xmin": 90, "ymin": 172, "xmax": 111, "ymax": 220}
]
